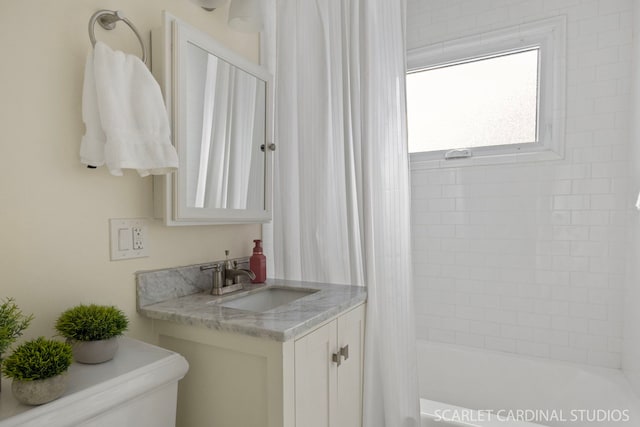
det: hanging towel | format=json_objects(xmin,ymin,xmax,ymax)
[{"xmin": 80, "ymin": 42, "xmax": 178, "ymax": 176}]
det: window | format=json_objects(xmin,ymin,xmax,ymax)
[{"xmin": 406, "ymin": 17, "xmax": 566, "ymax": 167}]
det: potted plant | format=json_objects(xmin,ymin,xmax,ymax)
[
  {"xmin": 0, "ymin": 298, "xmax": 34, "ymax": 392},
  {"xmin": 2, "ymin": 337, "xmax": 72, "ymax": 405},
  {"xmin": 55, "ymin": 304, "xmax": 128, "ymax": 364}
]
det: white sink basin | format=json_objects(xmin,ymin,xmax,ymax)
[{"xmin": 214, "ymin": 287, "xmax": 319, "ymax": 312}]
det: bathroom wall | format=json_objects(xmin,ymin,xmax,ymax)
[
  {"xmin": 408, "ymin": 0, "xmax": 632, "ymax": 368},
  {"xmin": 623, "ymin": 0, "xmax": 640, "ymax": 395},
  {"xmin": 0, "ymin": 1, "xmax": 260, "ymax": 343}
]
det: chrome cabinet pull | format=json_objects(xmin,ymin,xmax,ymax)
[
  {"xmin": 332, "ymin": 352, "xmax": 342, "ymax": 366},
  {"xmin": 331, "ymin": 345, "xmax": 350, "ymax": 367},
  {"xmin": 340, "ymin": 345, "xmax": 349, "ymax": 361}
]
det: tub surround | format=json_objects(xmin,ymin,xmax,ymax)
[
  {"xmin": 0, "ymin": 337, "xmax": 188, "ymax": 427},
  {"xmin": 136, "ymin": 264, "xmax": 367, "ymax": 341}
]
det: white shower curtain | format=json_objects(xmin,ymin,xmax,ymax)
[{"xmin": 269, "ymin": 1, "xmax": 420, "ymax": 426}]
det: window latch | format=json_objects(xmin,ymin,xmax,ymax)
[{"xmin": 444, "ymin": 149, "xmax": 472, "ymax": 160}]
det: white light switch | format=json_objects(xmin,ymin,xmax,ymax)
[
  {"xmin": 118, "ymin": 228, "xmax": 130, "ymax": 251},
  {"xmin": 109, "ymin": 219, "xmax": 149, "ymax": 261}
]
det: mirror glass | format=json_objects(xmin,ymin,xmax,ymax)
[{"xmin": 184, "ymin": 42, "xmax": 266, "ymax": 211}]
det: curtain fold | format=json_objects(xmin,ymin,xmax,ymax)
[
  {"xmin": 270, "ymin": 0, "xmax": 420, "ymax": 425},
  {"xmin": 192, "ymin": 58, "xmax": 259, "ymax": 209}
]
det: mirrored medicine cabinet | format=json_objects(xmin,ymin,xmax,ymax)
[{"xmin": 152, "ymin": 12, "xmax": 273, "ymax": 225}]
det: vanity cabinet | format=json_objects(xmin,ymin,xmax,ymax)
[{"xmin": 152, "ymin": 303, "xmax": 365, "ymax": 427}]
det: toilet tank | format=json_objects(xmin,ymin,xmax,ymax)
[{"xmin": 0, "ymin": 337, "xmax": 189, "ymax": 427}]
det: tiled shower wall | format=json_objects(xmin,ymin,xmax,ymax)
[{"xmin": 407, "ymin": 0, "xmax": 632, "ymax": 368}]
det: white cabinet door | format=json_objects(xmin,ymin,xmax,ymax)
[
  {"xmin": 336, "ymin": 304, "xmax": 365, "ymax": 427},
  {"xmin": 294, "ymin": 320, "xmax": 338, "ymax": 427},
  {"xmin": 294, "ymin": 304, "xmax": 365, "ymax": 427}
]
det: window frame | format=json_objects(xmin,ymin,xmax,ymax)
[{"xmin": 407, "ymin": 16, "xmax": 567, "ymax": 169}]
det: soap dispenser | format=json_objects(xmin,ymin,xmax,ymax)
[{"xmin": 250, "ymin": 239, "xmax": 266, "ymax": 283}]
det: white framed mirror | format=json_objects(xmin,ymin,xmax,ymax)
[{"xmin": 152, "ymin": 12, "xmax": 273, "ymax": 225}]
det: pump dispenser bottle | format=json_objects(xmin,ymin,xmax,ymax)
[{"xmin": 250, "ymin": 239, "xmax": 266, "ymax": 283}]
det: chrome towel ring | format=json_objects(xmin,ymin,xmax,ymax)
[{"xmin": 88, "ymin": 10, "xmax": 148, "ymax": 64}]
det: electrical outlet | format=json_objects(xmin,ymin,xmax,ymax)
[
  {"xmin": 109, "ymin": 219, "xmax": 149, "ymax": 261},
  {"xmin": 132, "ymin": 227, "xmax": 144, "ymax": 250}
]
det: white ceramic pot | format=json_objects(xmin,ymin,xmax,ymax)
[
  {"xmin": 71, "ymin": 337, "xmax": 119, "ymax": 364},
  {"xmin": 12, "ymin": 373, "xmax": 68, "ymax": 405}
]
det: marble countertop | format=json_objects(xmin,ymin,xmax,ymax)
[{"xmin": 137, "ymin": 279, "xmax": 367, "ymax": 342}]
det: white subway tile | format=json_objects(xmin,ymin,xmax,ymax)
[
  {"xmin": 552, "ymin": 255, "xmax": 589, "ymax": 272},
  {"xmin": 569, "ymin": 302, "xmax": 608, "ymax": 320},
  {"xmin": 518, "ymin": 312, "xmax": 552, "ymax": 329},
  {"xmin": 518, "ymin": 284, "xmax": 551, "ymax": 299},
  {"xmin": 412, "ymin": 185, "xmax": 443, "ymax": 199},
  {"xmin": 571, "ymin": 178, "xmax": 611, "ymax": 194},
  {"xmin": 569, "ymin": 333, "xmax": 608, "ymax": 351},
  {"xmin": 534, "ymin": 329, "xmax": 569, "ymax": 346},
  {"xmin": 570, "ymin": 210, "xmax": 609, "ymax": 225},
  {"xmin": 517, "ymin": 341, "xmax": 550, "ymax": 358},
  {"xmin": 485, "ymin": 336, "xmax": 518, "ymax": 353},
  {"xmin": 549, "ymin": 345, "xmax": 588, "ymax": 363},
  {"xmin": 534, "ymin": 300, "xmax": 570, "ymax": 316},
  {"xmin": 553, "ymin": 195, "xmax": 591, "ymax": 210},
  {"xmin": 424, "ymin": 302, "xmax": 456, "ymax": 317},
  {"xmin": 486, "ymin": 309, "xmax": 519, "ymax": 325},
  {"xmin": 501, "ymin": 324, "xmax": 534, "ymax": 341},
  {"xmin": 455, "ymin": 332, "xmax": 486, "ymax": 348},
  {"xmin": 608, "ymin": 336, "xmax": 623, "ymax": 353},
  {"xmin": 552, "ymin": 286, "xmax": 590, "ymax": 303},
  {"xmin": 442, "ymin": 316, "xmax": 470, "ymax": 332},
  {"xmin": 441, "ymin": 212, "xmax": 469, "ymax": 225},
  {"xmin": 553, "ymin": 316, "xmax": 589, "ymax": 333},
  {"xmin": 570, "ymin": 271, "xmax": 609, "ymax": 288},
  {"xmin": 428, "ymin": 328, "xmax": 456, "ymax": 344},
  {"xmin": 589, "ymin": 319, "xmax": 623, "ymax": 337},
  {"xmin": 597, "ymin": 0, "xmax": 632, "ymax": 15},
  {"xmin": 570, "ymin": 240, "xmax": 608, "ymax": 257},
  {"xmin": 469, "ymin": 320, "xmax": 501, "ymax": 337},
  {"xmin": 587, "ymin": 350, "xmax": 621, "ymax": 369},
  {"xmin": 455, "ymin": 305, "xmax": 486, "ymax": 321}
]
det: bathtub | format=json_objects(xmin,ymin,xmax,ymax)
[{"xmin": 417, "ymin": 340, "xmax": 640, "ymax": 426}]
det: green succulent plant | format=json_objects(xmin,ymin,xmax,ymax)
[
  {"xmin": 0, "ymin": 298, "xmax": 34, "ymax": 358},
  {"xmin": 55, "ymin": 304, "xmax": 128, "ymax": 341},
  {"xmin": 2, "ymin": 337, "xmax": 72, "ymax": 381}
]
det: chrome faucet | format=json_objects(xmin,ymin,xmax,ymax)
[
  {"xmin": 200, "ymin": 250, "xmax": 255, "ymax": 296},
  {"xmin": 226, "ymin": 267, "xmax": 256, "ymax": 285}
]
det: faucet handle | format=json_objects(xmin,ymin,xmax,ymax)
[
  {"xmin": 224, "ymin": 250, "xmax": 234, "ymax": 269},
  {"xmin": 200, "ymin": 263, "xmax": 224, "ymax": 294},
  {"xmin": 200, "ymin": 263, "xmax": 219, "ymax": 272}
]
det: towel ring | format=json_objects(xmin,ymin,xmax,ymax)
[{"xmin": 88, "ymin": 10, "xmax": 148, "ymax": 64}]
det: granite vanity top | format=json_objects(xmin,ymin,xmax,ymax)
[{"xmin": 137, "ymin": 265, "xmax": 366, "ymax": 342}]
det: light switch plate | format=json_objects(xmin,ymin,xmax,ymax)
[{"xmin": 109, "ymin": 218, "xmax": 149, "ymax": 261}]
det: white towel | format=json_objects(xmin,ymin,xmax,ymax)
[{"xmin": 80, "ymin": 42, "xmax": 178, "ymax": 177}]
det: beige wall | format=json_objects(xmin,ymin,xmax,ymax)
[{"xmin": 0, "ymin": 0, "xmax": 260, "ymax": 343}]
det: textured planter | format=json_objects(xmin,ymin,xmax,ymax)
[
  {"xmin": 71, "ymin": 337, "xmax": 119, "ymax": 364},
  {"xmin": 11, "ymin": 373, "xmax": 68, "ymax": 405}
]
